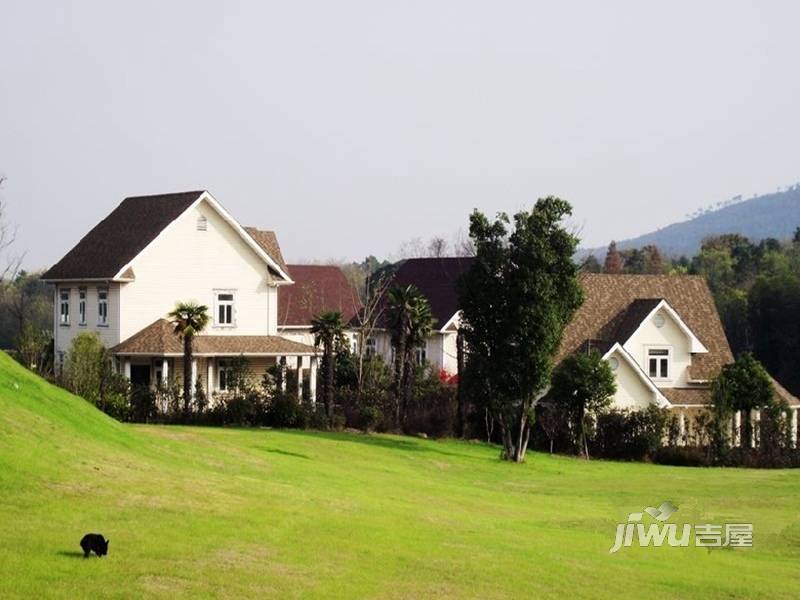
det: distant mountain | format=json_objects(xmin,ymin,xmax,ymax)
[{"xmin": 585, "ymin": 186, "xmax": 800, "ymax": 258}]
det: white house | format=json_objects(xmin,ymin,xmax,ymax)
[
  {"xmin": 371, "ymin": 257, "xmax": 472, "ymax": 376},
  {"xmin": 42, "ymin": 190, "xmax": 319, "ymax": 399},
  {"xmin": 555, "ymin": 273, "xmax": 799, "ymax": 442}
]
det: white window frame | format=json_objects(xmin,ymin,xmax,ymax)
[
  {"xmin": 59, "ymin": 289, "xmax": 70, "ymax": 326},
  {"xmin": 415, "ymin": 345, "xmax": 427, "ymax": 366},
  {"xmin": 214, "ymin": 290, "xmax": 236, "ymax": 328},
  {"xmin": 646, "ymin": 346, "xmax": 672, "ymax": 381},
  {"xmin": 97, "ymin": 288, "xmax": 109, "ymax": 327},
  {"xmin": 78, "ymin": 288, "xmax": 87, "ymax": 326},
  {"xmin": 218, "ymin": 359, "xmax": 235, "ymax": 391},
  {"xmin": 365, "ymin": 337, "xmax": 377, "ymax": 357}
]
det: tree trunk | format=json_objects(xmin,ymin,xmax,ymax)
[
  {"xmin": 456, "ymin": 328, "xmax": 465, "ymax": 438},
  {"xmin": 325, "ymin": 342, "xmax": 335, "ymax": 419},
  {"xmin": 183, "ymin": 334, "xmax": 193, "ymax": 414}
]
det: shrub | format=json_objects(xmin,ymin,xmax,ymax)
[{"xmin": 591, "ymin": 406, "xmax": 669, "ymax": 461}]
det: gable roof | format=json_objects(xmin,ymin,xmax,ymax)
[
  {"xmin": 278, "ymin": 265, "xmax": 361, "ymax": 327},
  {"xmin": 244, "ymin": 227, "xmax": 289, "ymax": 279},
  {"xmin": 387, "ymin": 257, "xmax": 475, "ymax": 330},
  {"xmin": 558, "ymin": 274, "xmax": 733, "ymax": 381},
  {"xmin": 42, "ymin": 191, "xmax": 204, "ymax": 280},
  {"xmin": 42, "ymin": 191, "xmax": 292, "ymax": 283}
]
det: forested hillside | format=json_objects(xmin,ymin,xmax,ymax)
[{"xmin": 586, "ymin": 186, "xmax": 800, "ymax": 258}]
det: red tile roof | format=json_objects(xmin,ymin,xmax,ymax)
[{"xmin": 278, "ymin": 265, "xmax": 361, "ymax": 327}]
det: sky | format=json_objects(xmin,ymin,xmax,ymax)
[{"xmin": 1, "ymin": 1, "xmax": 799, "ymax": 270}]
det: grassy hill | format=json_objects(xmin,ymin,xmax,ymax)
[
  {"xmin": 1, "ymin": 352, "xmax": 800, "ymax": 598},
  {"xmin": 585, "ymin": 187, "xmax": 800, "ymax": 258}
]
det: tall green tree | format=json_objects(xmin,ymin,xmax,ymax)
[
  {"xmin": 459, "ymin": 197, "xmax": 583, "ymax": 462},
  {"xmin": 386, "ymin": 284, "xmax": 434, "ymax": 426},
  {"xmin": 550, "ymin": 350, "xmax": 616, "ymax": 458},
  {"xmin": 712, "ymin": 352, "xmax": 775, "ymax": 449},
  {"xmin": 310, "ymin": 310, "xmax": 346, "ymax": 419},
  {"xmin": 168, "ymin": 301, "xmax": 210, "ymax": 413}
]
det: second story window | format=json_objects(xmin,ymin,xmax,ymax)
[
  {"xmin": 78, "ymin": 289, "xmax": 87, "ymax": 325},
  {"xmin": 647, "ymin": 348, "xmax": 670, "ymax": 380},
  {"xmin": 98, "ymin": 288, "xmax": 108, "ymax": 326},
  {"xmin": 215, "ymin": 291, "xmax": 235, "ymax": 326},
  {"xmin": 59, "ymin": 289, "xmax": 70, "ymax": 326}
]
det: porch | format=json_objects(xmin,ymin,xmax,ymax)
[{"xmin": 110, "ymin": 319, "xmax": 319, "ymax": 403}]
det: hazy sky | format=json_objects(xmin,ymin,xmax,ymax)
[{"xmin": 2, "ymin": 1, "xmax": 799, "ymax": 270}]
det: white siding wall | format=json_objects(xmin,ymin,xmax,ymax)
[
  {"xmin": 54, "ymin": 283, "xmax": 122, "ymax": 357},
  {"xmin": 118, "ymin": 199, "xmax": 275, "ymax": 341},
  {"xmin": 607, "ymin": 349, "xmax": 656, "ymax": 410},
  {"xmin": 623, "ymin": 309, "xmax": 694, "ymax": 388},
  {"xmin": 371, "ymin": 330, "xmax": 458, "ymax": 374}
]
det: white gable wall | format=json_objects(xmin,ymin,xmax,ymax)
[
  {"xmin": 118, "ymin": 199, "xmax": 277, "ymax": 341},
  {"xmin": 623, "ymin": 309, "xmax": 693, "ymax": 388},
  {"xmin": 607, "ymin": 348, "xmax": 657, "ymax": 410}
]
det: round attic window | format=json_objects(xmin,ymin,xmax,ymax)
[
  {"xmin": 653, "ymin": 313, "xmax": 666, "ymax": 328},
  {"xmin": 608, "ymin": 356, "xmax": 619, "ymax": 371}
]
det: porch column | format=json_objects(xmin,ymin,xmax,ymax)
[
  {"xmin": 791, "ymin": 408, "xmax": 798, "ymax": 449},
  {"xmin": 733, "ymin": 411, "xmax": 741, "ymax": 447},
  {"xmin": 124, "ymin": 359, "xmax": 131, "ymax": 380},
  {"xmin": 296, "ymin": 356, "xmax": 304, "ymax": 400},
  {"xmin": 309, "ymin": 356, "xmax": 318, "ymax": 404},
  {"xmin": 207, "ymin": 359, "xmax": 215, "ymax": 395},
  {"xmin": 279, "ymin": 357, "xmax": 287, "ymax": 392},
  {"xmin": 162, "ymin": 358, "xmax": 169, "ymax": 385},
  {"xmin": 191, "ymin": 359, "xmax": 198, "ymax": 398},
  {"xmin": 753, "ymin": 409, "xmax": 761, "ymax": 449},
  {"xmin": 678, "ymin": 410, "xmax": 686, "ymax": 446}
]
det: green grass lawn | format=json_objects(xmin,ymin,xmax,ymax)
[{"xmin": 1, "ymin": 352, "xmax": 799, "ymax": 599}]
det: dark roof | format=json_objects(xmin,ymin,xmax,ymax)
[
  {"xmin": 557, "ymin": 274, "xmax": 734, "ymax": 381},
  {"xmin": 111, "ymin": 319, "xmax": 317, "ymax": 356},
  {"xmin": 661, "ymin": 388, "xmax": 712, "ymax": 407},
  {"xmin": 279, "ymin": 265, "xmax": 361, "ymax": 327},
  {"xmin": 244, "ymin": 227, "xmax": 289, "ymax": 278},
  {"xmin": 42, "ymin": 191, "xmax": 204, "ymax": 280},
  {"xmin": 611, "ymin": 298, "xmax": 663, "ymax": 345},
  {"xmin": 385, "ymin": 257, "xmax": 474, "ymax": 329}
]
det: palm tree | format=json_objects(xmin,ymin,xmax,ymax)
[
  {"xmin": 386, "ymin": 285, "xmax": 434, "ymax": 426},
  {"xmin": 168, "ymin": 301, "xmax": 210, "ymax": 413},
  {"xmin": 310, "ymin": 310, "xmax": 345, "ymax": 419}
]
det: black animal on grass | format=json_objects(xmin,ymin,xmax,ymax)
[{"xmin": 80, "ymin": 533, "xmax": 109, "ymax": 558}]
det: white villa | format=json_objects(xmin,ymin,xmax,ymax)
[{"xmin": 42, "ymin": 190, "xmax": 320, "ymax": 400}]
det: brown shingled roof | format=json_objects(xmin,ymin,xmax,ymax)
[
  {"xmin": 279, "ymin": 265, "xmax": 361, "ymax": 327},
  {"xmin": 557, "ymin": 274, "xmax": 734, "ymax": 381},
  {"xmin": 42, "ymin": 191, "xmax": 204, "ymax": 280},
  {"xmin": 111, "ymin": 319, "xmax": 317, "ymax": 356},
  {"xmin": 661, "ymin": 387, "xmax": 713, "ymax": 407},
  {"xmin": 244, "ymin": 227, "xmax": 289, "ymax": 278}
]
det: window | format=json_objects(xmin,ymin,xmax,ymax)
[
  {"xmin": 78, "ymin": 289, "xmax": 87, "ymax": 325},
  {"xmin": 218, "ymin": 360, "xmax": 235, "ymax": 391},
  {"xmin": 215, "ymin": 291, "xmax": 235, "ymax": 326},
  {"xmin": 365, "ymin": 337, "xmax": 377, "ymax": 357},
  {"xmin": 415, "ymin": 346, "xmax": 427, "ymax": 366},
  {"xmin": 59, "ymin": 289, "xmax": 70, "ymax": 325},
  {"xmin": 647, "ymin": 348, "xmax": 670, "ymax": 379},
  {"xmin": 97, "ymin": 288, "xmax": 108, "ymax": 326}
]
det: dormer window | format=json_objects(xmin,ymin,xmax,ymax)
[
  {"xmin": 647, "ymin": 347, "xmax": 670, "ymax": 380},
  {"xmin": 197, "ymin": 216, "xmax": 208, "ymax": 231}
]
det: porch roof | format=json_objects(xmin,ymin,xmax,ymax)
[{"xmin": 111, "ymin": 319, "xmax": 318, "ymax": 357}]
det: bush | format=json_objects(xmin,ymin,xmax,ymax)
[{"xmin": 590, "ymin": 406, "xmax": 669, "ymax": 461}]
